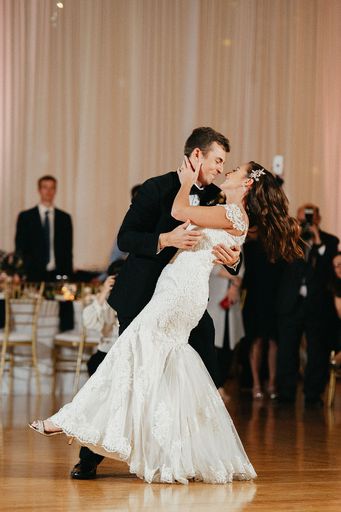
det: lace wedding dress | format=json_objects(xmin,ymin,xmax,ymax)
[{"xmin": 50, "ymin": 204, "xmax": 257, "ymax": 484}]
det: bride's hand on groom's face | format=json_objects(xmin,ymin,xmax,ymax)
[
  {"xmin": 212, "ymin": 244, "xmax": 241, "ymax": 267},
  {"xmin": 178, "ymin": 155, "xmax": 202, "ymax": 184}
]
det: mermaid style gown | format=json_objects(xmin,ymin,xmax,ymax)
[{"xmin": 50, "ymin": 204, "xmax": 257, "ymax": 484}]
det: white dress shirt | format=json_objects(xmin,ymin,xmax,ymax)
[
  {"xmin": 189, "ymin": 183, "xmax": 204, "ymax": 206},
  {"xmin": 38, "ymin": 204, "xmax": 56, "ymax": 271},
  {"xmin": 82, "ymin": 299, "xmax": 119, "ymax": 353}
]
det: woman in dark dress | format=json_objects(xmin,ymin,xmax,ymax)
[{"xmin": 242, "ymin": 228, "xmax": 283, "ymax": 399}]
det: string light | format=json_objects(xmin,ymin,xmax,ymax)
[{"xmin": 50, "ymin": 1, "xmax": 64, "ymax": 27}]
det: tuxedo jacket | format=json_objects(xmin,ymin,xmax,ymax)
[
  {"xmin": 108, "ymin": 171, "xmax": 242, "ymax": 318},
  {"xmin": 277, "ymin": 230, "xmax": 339, "ymax": 317},
  {"xmin": 15, "ymin": 206, "xmax": 73, "ymax": 281}
]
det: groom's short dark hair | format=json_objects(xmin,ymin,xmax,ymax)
[{"xmin": 184, "ymin": 127, "xmax": 230, "ymax": 157}]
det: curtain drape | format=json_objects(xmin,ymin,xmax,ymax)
[{"xmin": 1, "ymin": 0, "xmax": 340, "ymax": 268}]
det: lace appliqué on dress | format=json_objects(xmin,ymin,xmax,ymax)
[
  {"xmin": 152, "ymin": 401, "xmax": 172, "ymax": 446},
  {"xmin": 224, "ymin": 204, "xmax": 246, "ymax": 233}
]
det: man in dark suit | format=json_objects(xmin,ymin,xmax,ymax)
[
  {"xmin": 71, "ymin": 127, "xmax": 242, "ymax": 479},
  {"xmin": 15, "ymin": 175, "xmax": 73, "ymax": 282},
  {"xmin": 276, "ymin": 204, "xmax": 339, "ymax": 407}
]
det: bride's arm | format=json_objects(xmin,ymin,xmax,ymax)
[
  {"xmin": 172, "ymin": 198, "xmax": 242, "ymax": 233},
  {"xmin": 171, "ymin": 166, "xmax": 246, "ymax": 235}
]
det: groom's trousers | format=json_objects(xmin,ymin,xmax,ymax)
[{"xmin": 78, "ymin": 310, "xmax": 219, "ymax": 467}]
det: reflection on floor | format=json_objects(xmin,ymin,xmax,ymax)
[{"xmin": 0, "ymin": 381, "xmax": 340, "ymax": 511}]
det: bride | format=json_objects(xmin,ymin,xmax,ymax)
[{"xmin": 30, "ymin": 157, "xmax": 302, "ymax": 484}]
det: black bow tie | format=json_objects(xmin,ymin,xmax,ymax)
[{"xmin": 190, "ymin": 185, "xmax": 206, "ymax": 197}]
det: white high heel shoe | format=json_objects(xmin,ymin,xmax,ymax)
[{"xmin": 28, "ymin": 419, "xmax": 63, "ymax": 437}]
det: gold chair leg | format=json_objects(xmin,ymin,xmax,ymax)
[
  {"xmin": 9, "ymin": 350, "xmax": 14, "ymax": 394},
  {"xmin": 73, "ymin": 339, "xmax": 85, "ymax": 396},
  {"xmin": 0, "ymin": 339, "xmax": 8, "ymax": 388},
  {"xmin": 327, "ymin": 368, "xmax": 336, "ymax": 408},
  {"xmin": 31, "ymin": 341, "xmax": 41, "ymax": 395},
  {"xmin": 9, "ymin": 351, "xmax": 14, "ymax": 376},
  {"xmin": 33, "ymin": 360, "xmax": 41, "ymax": 395},
  {"xmin": 52, "ymin": 346, "xmax": 58, "ymax": 395}
]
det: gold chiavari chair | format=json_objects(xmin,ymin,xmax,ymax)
[
  {"xmin": 52, "ymin": 283, "xmax": 100, "ymax": 395},
  {"xmin": 327, "ymin": 350, "xmax": 341, "ymax": 407},
  {"xmin": 0, "ymin": 281, "xmax": 45, "ymax": 394}
]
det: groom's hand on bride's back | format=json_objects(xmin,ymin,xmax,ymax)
[{"xmin": 159, "ymin": 220, "xmax": 202, "ymax": 250}]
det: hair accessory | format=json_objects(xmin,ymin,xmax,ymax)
[{"xmin": 249, "ymin": 168, "xmax": 266, "ymax": 181}]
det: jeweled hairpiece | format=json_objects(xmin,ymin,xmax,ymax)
[{"xmin": 249, "ymin": 168, "xmax": 266, "ymax": 181}]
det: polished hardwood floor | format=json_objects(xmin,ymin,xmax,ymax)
[{"xmin": 1, "ymin": 382, "xmax": 340, "ymax": 511}]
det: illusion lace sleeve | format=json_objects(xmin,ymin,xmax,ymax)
[{"xmin": 224, "ymin": 204, "xmax": 247, "ymax": 233}]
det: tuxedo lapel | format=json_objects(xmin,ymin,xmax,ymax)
[
  {"xmin": 31, "ymin": 206, "xmax": 46, "ymax": 253},
  {"xmin": 32, "ymin": 206, "xmax": 42, "ymax": 228},
  {"xmin": 170, "ymin": 171, "xmax": 181, "ymax": 194},
  {"xmin": 32, "ymin": 206, "xmax": 45, "ymax": 241}
]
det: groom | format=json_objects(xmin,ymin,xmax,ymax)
[{"xmin": 71, "ymin": 126, "xmax": 242, "ymax": 479}]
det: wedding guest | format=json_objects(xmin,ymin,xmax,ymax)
[
  {"xmin": 208, "ymin": 265, "xmax": 244, "ymax": 390},
  {"xmin": 330, "ymin": 252, "xmax": 341, "ymax": 368},
  {"xmin": 276, "ymin": 204, "xmax": 339, "ymax": 407},
  {"xmin": 0, "ymin": 268, "xmax": 6, "ymax": 329},
  {"xmin": 15, "ymin": 175, "xmax": 73, "ymax": 282},
  {"xmin": 242, "ymin": 228, "xmax": 283, "ymax": 399},
  {"xmin": 82, "ymin": 267, "xmax": 120, "ymax": 376},
  {"xmin": 0, "ymin": 253, "xmax": 23, "ymax": 328}
]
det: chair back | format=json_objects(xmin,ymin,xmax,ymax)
[{"xmin": 4, "ymin": 282, "xmax": 45, "ymax": 340}]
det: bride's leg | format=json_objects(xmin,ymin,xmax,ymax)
[
  {"xmin": 267, "ymin": 339, "xmax": 278, "ymax": 398},
  {"xmin": 250, "ymin": 337, "xmax": 263, "ymax": 398}
]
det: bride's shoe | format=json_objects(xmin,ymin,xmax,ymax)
[{"xmin": 28, "ymin": 419, "xmax": 63, "ymax": 437}]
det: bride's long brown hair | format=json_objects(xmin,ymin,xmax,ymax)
[{"xmin": 244, "ymin": 162, "xmax": 303, "ymax": 263}]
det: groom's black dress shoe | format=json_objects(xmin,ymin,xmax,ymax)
[{"xmin": 70, "ymin": 461, "xmax": 97, "ymax": 479}]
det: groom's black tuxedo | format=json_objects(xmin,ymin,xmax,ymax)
[{"xmin": 108, "ymin": 171, "xmax": 241, "ymax": 318}]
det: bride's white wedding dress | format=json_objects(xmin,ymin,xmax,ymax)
[{"xmin": 50, "ymin": 204, "xmax": 257, "ymax": 484}]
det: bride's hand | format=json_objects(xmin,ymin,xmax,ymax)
[{"xmin": 178, "ymin": 155, "xmax": 202, "ymax": 185}]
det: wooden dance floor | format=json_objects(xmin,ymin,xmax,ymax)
[{"xmin": 1, "ymin": 382, "xmax": 340, "ymax": 511}]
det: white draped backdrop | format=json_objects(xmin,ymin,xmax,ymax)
[{"xmin": 1, "ymin": 0, "xmax": 340, "ymax": 268}]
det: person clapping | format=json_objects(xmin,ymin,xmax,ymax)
[{"xmin": 82, "ymin": 268, "xmax": 119, "ymax": 376}]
